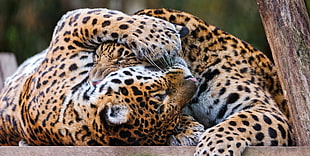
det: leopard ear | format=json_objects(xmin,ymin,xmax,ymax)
[
  {"xmin": 175, "ymin": 25, "xmax": 189, "ymax": 38},
  {"xmin": 101, "ymin": 102, "xmax": 131, "ymax": 125}
]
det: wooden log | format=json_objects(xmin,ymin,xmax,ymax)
[
  {"xmin": 0, "ymin": 53, "xmax": 18, "ymax": 90},
  {"xmin": 0, "ymin": 146, "xmax": 309, "ymax": 156},
  {"xmin": 256, "ymin": 0, "xmax": 310, "ymax": 145}
]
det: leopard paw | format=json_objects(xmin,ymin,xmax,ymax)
[{"xmin": 169, "ymin": 114, "xmax": 205, "ymax": 146}]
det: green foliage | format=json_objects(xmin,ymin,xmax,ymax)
[
  {"xmin": 1, "ymin": 0, "xmax": 309, "ymax": 64},
  {"xmin": 0, "ymin": 0, "xmax": 63, "ymax": 64},
  {"xmin": 155, "ymin": 0, "xmax": 273, "ymax": 59}
]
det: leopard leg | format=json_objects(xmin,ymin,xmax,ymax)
[
  {"xmin": 169, "ymin": 114, "xmax": 205, "ymax": 146},
  {"xmin": 194, "ymin": 105, "xmax": 293, "ymax": 156}
]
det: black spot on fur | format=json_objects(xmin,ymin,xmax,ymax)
[
  {"xmin": 226, "ymin": 137, "xmax": 234, "ymax": 141},
  {"xmin": 240, "ymin": 67, "xmax": 248, "ymax": 73},
  {"xmin": 69, "ymin": 53, "xmax": 78, "ymax": 59},
  {"xmin": 251, "ymin": 114, "xmax": 259, "ymax": 121},
  {"xmin": 238, "ymin": 114, "xmax": 247, "ymax": 118},
  {"xmin": 271, "ymin": 140, "xmax": 278, "ymax": 146},
  {"xmin": 242, "ymin": 120, "xmax": 250, "ymax": 126},
  {"xmin": 123, "ymin": 71, "xmax": 132, "ymax": 76},
  {"xmin": 119, "ymin": 24, "xmax": 129, "ymax": 29},
  {"xmin": 198, "ymin": 69, "xmax": 220, "ymax": 95},
  {"xmin": 154, "ymin": 9, "xmax": 164, "ymax": 14},
  {"xmin": 263, "ymin": 115, "xmax": 272, "ymax": 125},
  {"xmin": 69, "ymin": 63, "xmax": 78, "ymax": 71},
  {"xmin": 127, "ymin": 20, "xmax": 134, "ymax": 24},
  {"xmin": 91, "ymin": 19, "xmax": 97, "ymax": 25},
  {"xmin": 277, "ymin": 124, "xmax": 286, "ymax": 139},
  {"xmin": 218, "ymin": 149, "xmax": 225, "ymax": 153},
  {"xmin": 82, "ymin": 16, "xmax": 90, "ymax": 24},
  {"xmin": 253, "ymin": 123, "xmax": 262, "ymax": 131},
  {"xmin": 255, "ymin": 132, "xmax": 264, "ymax": 141},
  {"xmin": 68, "ymin": 45, "xmax": 76, "ymax": 50},
  {"xmin": 131, "ymin": 86, "xmax": 142, "ymax": 95},
  {"xmin": 102, "ymin": 21, "xmax": 111, "ymax": 27},
  {"xmin": 64, "ymin": 38, "xmax": 70, "ymax": 42},
  {"xmin": 237, "ymin": 128, "xmax": 246, "ymax": 132},
  {"xmin": 229, "ymin": 121, "xmax": 237, "ymax": 126},
  {"xmin": 111, "ymin": 79, "xmax": 121, "ymax": 84},
  {"xmin": 268, "ymin": 127, "xmax": 277, "ymax": 138},
  {"xmin": 179, "ymin": 26, "xmax": 189, "ymax": 37},
  {"xmin": 169, "ymin": 15, "xmax": 176, "ymax": 21},
  {"xmin": 226, "ymin": 93, "xmax": 239, "ymax": 104},
  {"xmin": 219, "ymin": 87, "xmax": 226, "ymax": 95},
  {"xmin": 136, "ymin": 29, "xmax": 142, "ymax": 34},
  {"xmin": 124, "ymin": 79, "xmax": 134, "ymax": 85},
  {"xmin": 117, "ymin": 17, "xmax": 124, "ymax": 21},
  {"xmin": 111, "ymin": 33, "xmax": 119, "ymax": 38},
  {"xmin": 237, "ymin": 85, "xmax": 243, "ymax": 91},
  {"xmin": 103, "ymin": 14, "xmax": 112, "ymax": 18}
]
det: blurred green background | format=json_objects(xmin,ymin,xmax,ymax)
[{"xmin": 0, "ymin": 0, "xmax": 309, "ymax": 64}]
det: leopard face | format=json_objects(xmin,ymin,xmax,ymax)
[
  {"xmin": 0, "ymin": 8, "xmax": 198, "ymax": 146},
  {"xmin": 136, "ymin": 8, "xmax": 293, "ymax": 155},
  {"xmin": 88, "ymin": 42, "xmax": 147, "ymax": 86},
  {"xmin": 88, "ymin": 41, "xmax": 186, "ymax": 86}
]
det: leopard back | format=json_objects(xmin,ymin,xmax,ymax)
[{"xmin": 136, "ymin": 8, "xmax": 293, "ymax": 156}]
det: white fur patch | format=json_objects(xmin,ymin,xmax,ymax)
[{"xmin": 106, "ymin": 102, "xmax": 131, "ymax": 125}]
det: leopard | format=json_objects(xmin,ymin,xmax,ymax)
[
  {"xmin": 135, "ymin": 8, "xmax": 294, "ymax": 156},
  {"xmin": 0, "ymin": 8, "xmax": 205, "ymax": 146}
]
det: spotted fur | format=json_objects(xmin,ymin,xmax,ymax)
[
  {"xmin": 0, "ymin": 8, "xmax": 204, "ymax": 146},
  {"xmin": 136, "ymin": 8, "xmax": 293, "ymax": 156}
]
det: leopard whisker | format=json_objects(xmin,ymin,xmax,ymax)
[{"xmin": 143, "ymin": 50, "xmax": 164, "ymax": 72}]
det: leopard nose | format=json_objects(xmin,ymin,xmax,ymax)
[
  {"xmin": 91, "ymin": 80, "xmax": 101, "ymax": 86},
  {"xmin": 185, "ymin": 76, "xmax": 198, "ymax": 82}
]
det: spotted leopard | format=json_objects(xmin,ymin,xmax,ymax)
[
  {"xmin": 136, "ymin": 8, "xmax": 294, "ymax": 156},
  {"xmin": 0, "ymin": 8, "xmax": 204, "ymax": 146}
]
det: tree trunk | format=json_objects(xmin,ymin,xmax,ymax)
[{"xmin": 256, "ymin": 0, "xmax": 310, "ymax": 146}]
